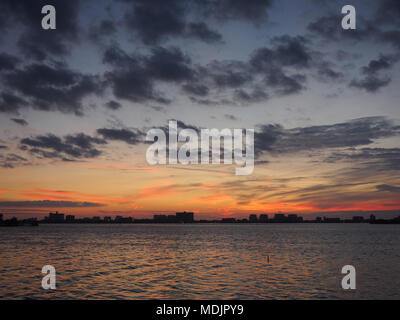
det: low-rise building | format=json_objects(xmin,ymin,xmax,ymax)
[{"xmin": 66, "ymin": 215, "xmax": 75, "ymax": 222}]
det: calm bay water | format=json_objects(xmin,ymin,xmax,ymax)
[{"xmin": 0, "ymin": 224, "xmax": 399, "ymax": 299}]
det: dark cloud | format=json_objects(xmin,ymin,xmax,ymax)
[
  {"xmin": 378, "ymin": 30, "xmax": 400, "ymax": 49},
  {"xmin": 232, "ymin": 36, "xmax": 310, "ymax": 96},
  {"xmin": 2, "ymin": 63, "xmax": 102, "ymax": 115},
  {"xmin": 307, "ymin": 15, "xmax": 377, "ymax": 42},
  {"xmin": 348, "ymin": 55, "xmax": 399, "ymax": 93},
  {"xmin": 182, "ymin": 83, "xmax": 210, "ymax": 96},
  {"xmin": 104, "ymin": 45, "xmax": 194, "ymax": 104},
  {"xmin": 120, "ymin": 0, "xmax": 187, "ymax": 44},
  {"xmin": 376, "ymin": 184, "xmax": 400, "ymax": 192},
  {"xmin": 308, "ymin": 4, "xmax": 400, "ymax": 55},
  {"xmin": 326, "ymin": 147, "xmax": 400, "ymax": 171},
  {"xmin": 254, "ymin": 124, "xmax": 281, "ymax": 155},
  {"xmin": 64, "ymin": 133, "xmax": 106, "ymax": 149},
  {"xmin": 0, "ymin": 153, "xmax": 29, "ymax": 168},
  {"xmin": 102, "ymin": 34, "xmax": 318, "ymax": 106},
  {"xmin": 11, "ymin": 118, "xmax": 28, "ymax": 126},
  {"xmin": 350, "ymin": 76, "xmax": 391, "ymax": 93},
  {"xmin": 316, "ymin": 66, "xmax": 344, "ymax": 81},
  {"xmin": 375, "ymin": 0, "xmax": 400, "ymax": 27},
  {"xmin": 362, "ymin": 55, "xmax": 399, "ymax": 75},
  {"xmin": 174, "ymin": 120, "xmax": 202, "ymax": 133},
  {"xmin": 208, "ymin": 60, "xmax": 253, "ymax": 89},
  {"xmin": 0, "ymin": 200, "xmax": 103, "ymax": 208},
  {"xmin": 180, "ymin": 36, "xmax": 313, "ymax": 105},
  {"xmin": 322, "ymin": 147, "xmax": 400, "ymax": 186},
  {"xmin": 97, "ymin": 128, "xmax": 144, "ymax": 145},
  {"xmin": 105, "ymin": 100, "xmax": 122, "ymax": 110},
  {"xmin": 185, "ymin": 22, "xmax": 223, "ymax": 43},
  {"xmin": 0, "ymin": 0, "xmax": 80, "ymax": 61},
  {"xmin": 0, "ymin": 92, "xmax": 28, "ymax": 113},
  {"xmin": 104, "ymin": 47, "xmax": 161, "ymax": 104},
  {"xmin": 146, "ymin": 46, "xmax": 194, "ymax": 82},
  {"xmin": 251, "ymin": 36, "xmax": 311, "ymax": 70},
  {"xmin": 256, "ymin": 117, "xmax": 400, "ymax": 156},
  {"xmin": 20, "ymin": 133, "xmax": 106, "ymax": 160},
  {"xmin": 234, "ymin": 88, "xmax": 269, "ymax": 102},
  {"xmin": 198, "ymin": 0, "xmax": 273, "ymax": 23},
  {"xmin": 0, "ymin": 53, "xmax": 20, "ymax": 71},
  {"xmin": 88, "ymin": 19, "xmax": 117, "ymax": 44},
  {"xmin": 117, "ymin": 0, "xmax": 269, "ymax": 44},
  {"xmin": 265, "ymin": 70, "xmax": 305, "ymax": 95}
]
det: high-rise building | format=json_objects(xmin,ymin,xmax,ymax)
[
  {"xmin": 259, "ymin": 214, "xmax": 268, "ymax": 222},
  {"xmin": 273, "ymin": 213, "xmax": 286, "ymax": 222},
  {"xmin": 0, "ymin": 214, "xmax": 3, "ymax": 221},
  {"xmin": 176, "ymin": 211, "xmax": 194, "ymax": 223},
  {"xmin": 49, "ymin": 211, "xmax": 64, "ymax": 223},
  {"xmin": 249, "ymin": 214, "xmax": 258, "ymax": 223}
]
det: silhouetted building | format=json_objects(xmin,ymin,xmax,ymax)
[
  {"xmin": 221, "ymin": 218, "xmax": 236, "ymax": 223},
  {"xmin": 249, "ymin": 214, "xmax": 258, "ymax": 223},
  {"xmin": 0, "ymin": 214, "xmax": 3, "ymax": 221},
  {"xmin": 288, "ymin": 214, "xmax": 299, "ymax": 223},
  {"xmin": 176, "ymin": 211, "xmax": 194, "ymax": 223},
  {"xmin": 115, "ymin": 216, "xmax": 132, "ymax": 223},
  {"xmin": 154, "ymin": 214, "xmax": 167, "ymax": 221},
  {"xmin": 369, "ymin": 214, "xmax": 376, "ymax": 222},
  {"xmin": 104, "ymin": 216, "xmax": 112, "ymax": 223},
  {"xmin": 274, "ymin": 213, "xmax": 287, "ymax": 222},
  {"xmin": 66, "ymin": 215, "xmax": 75, "ymax": 222},
  {"xmin": 92, "ymin": 216, "xmax": 101, "ymax": 222},
  {"xmin": 259, "ymin": 214, "xmax": 268, "ymax": 223},
  {"xmin": 323, "ymin": 217, "xmax": 341, "ymax": 223},
  {"xmin": 23, "ymin": 218, "xmax": 38, "ymax": 226},
  {"xmin": 315, "ymin": 217, "xmax": 322, "ymax": 223},
  {"xmin": 352, "ymin": 216, "xmax": 364, "ymax": 223},
  {"xmin": 49, "ymin": 211, "xmax": 64, "ymax": 223}
]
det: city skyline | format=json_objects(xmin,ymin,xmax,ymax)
[
  {"xmin": 2, "ymin": 210, "xmax": 400, "ymax": 224},
  {"xmin": 0, "ymin": 0, "xmax": 400, "ymax": 220}
]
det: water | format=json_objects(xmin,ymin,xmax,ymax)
[{"xmin": 0, "ymin": 224, "xmax": 399, "ymax": 299}]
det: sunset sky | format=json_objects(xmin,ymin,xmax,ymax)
[{"xmin": 0, "ymin": 0, "xmax": 400, "ymax": 219}]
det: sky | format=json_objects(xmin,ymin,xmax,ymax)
[{"xmin": 0, "ymin": 0, "xmax": 400, "ymax": 220}]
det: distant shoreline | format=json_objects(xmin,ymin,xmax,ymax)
[
  {"xmin": 2, "ymin": 220, "xmax": 400, "ymax": 227},
  {"xmin": 2, "ymin": 211, "xmax": 400, "ymax": 227}
]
